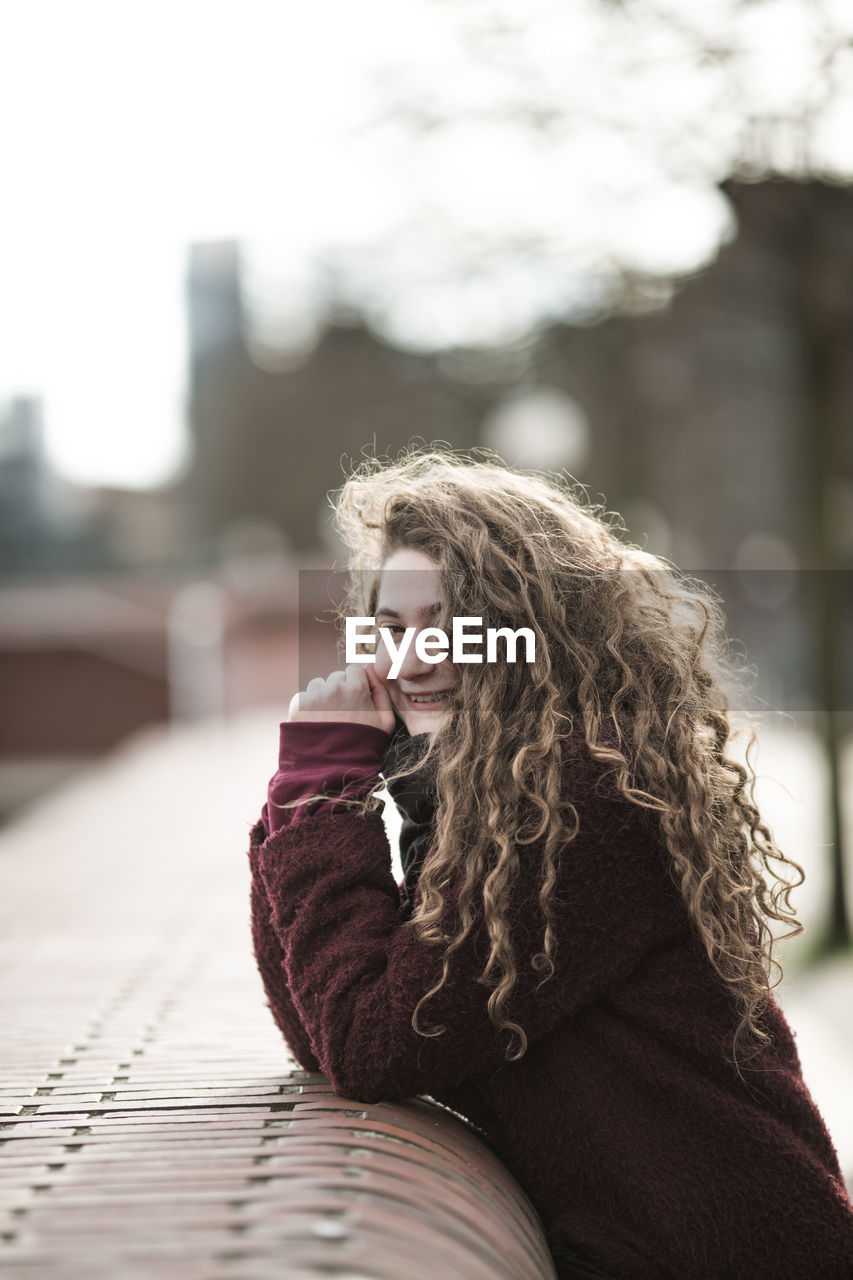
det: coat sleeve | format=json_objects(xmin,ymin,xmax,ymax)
[
  {"xmin": 249, "ymin": 720, "xmax": 396, "ymax": 1071},
  {"xmin": 264, "ymin": 721, "xmax": 393, "ymax": 834},
  {"xmin": 253, "ymin": 741, "xmax": 687, "ymax": 1103},
  {"xmin": 248, "ymin": 819, "xmax": 322, "ymax": 1071}
]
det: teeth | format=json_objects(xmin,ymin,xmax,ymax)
[{"xmin": 409, "ymin": 693, "xmax": 448, "ymax": 704}]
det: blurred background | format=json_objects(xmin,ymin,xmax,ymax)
[{"xmin": 1, "ymin": 0, "xmax": 851, "ymax": 1145}]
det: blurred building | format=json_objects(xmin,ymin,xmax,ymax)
[
  {"xmin": 0, "ymin": 176, "xmax": 850, "ymax": 815},
  {"xmin": 2, "ymin": 177, "xmax": 850, "ymax": 580},
  {"xmin": 183, "ymin": 241, "xmax": 481, "ymax": 557},
  {"xmin": 180, "ymin": 179, "xmax": 853, "ymax": 577}
]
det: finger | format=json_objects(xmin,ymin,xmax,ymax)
[
  {"xmin": 343, "ymin": 663, "xmax": 371, "ymax": 689},
  {"xmin": 363, "ymin": 662, "xmax": 393, "ymax": 707},
  {"xmin": 361, "ymin": 664, "xmax": 396, "ymax": 734}
]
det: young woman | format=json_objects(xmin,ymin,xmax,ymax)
[{"xmin": 247, "ymin": 450, "xmax": 853, "ymax": 1278}]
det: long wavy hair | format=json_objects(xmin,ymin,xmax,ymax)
[{"xmin": 328, "ymin": 446, "xmax": 803, "ymax": 1065}]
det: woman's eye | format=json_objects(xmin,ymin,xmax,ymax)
[{"xmin": 385, "ymin": 624, "xmax": 406, "ymax": 634}]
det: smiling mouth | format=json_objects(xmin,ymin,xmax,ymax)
[{"xmin": 404, "ymin": 690, "xmax": 455, "ymax": 707}]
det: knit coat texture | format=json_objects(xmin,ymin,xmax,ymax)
[{"xmin": 248, "ymin": 719, "xmax": 853, "ymax": 1279}]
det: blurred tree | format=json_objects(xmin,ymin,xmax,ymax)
[{"xmin": 282, "ymin": 0, "xmax": 853, "ymax": 352}]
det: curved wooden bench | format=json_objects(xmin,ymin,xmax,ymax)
[{"xmin": 1, "ymin": 1070, "xmax": 556, "ymax": 1279}]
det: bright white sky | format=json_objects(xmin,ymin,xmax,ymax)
[{"xmin": 0, "ymin": 0, "xmax": 850, "ymax": 488}]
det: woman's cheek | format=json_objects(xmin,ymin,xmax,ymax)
[
  {"xmin": 373, "ymin": 635, "xmax": 394, "ymax": 682},
  {"xmin": 373, "ymin": 652, "xmax": 405, "ymax": 718},
  {"xmin": 374, "ymin": 645, "xmax": 407, "ymax": 718}
]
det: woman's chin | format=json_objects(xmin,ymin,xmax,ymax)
[
  {"xmin": 402, "ymin": 711, "xmax": 442, "ymax": 735},
  {"xmin": 397, "ymin": 704, "xmax": 449, "ymax": 736}
]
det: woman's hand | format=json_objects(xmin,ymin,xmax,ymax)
[{"xmin": 287, "ymin": 662, "xmax": 396, "ymax": 736}]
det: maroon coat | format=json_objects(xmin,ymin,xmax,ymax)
[{"xmin": 248, "ymin": 721, "xmax": 853, "ymax": 1279}]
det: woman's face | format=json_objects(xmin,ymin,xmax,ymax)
[{"xmin": 373, "ymin": 546, "xmax": 458, "ymax": 736}]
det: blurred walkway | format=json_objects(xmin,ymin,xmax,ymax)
[
  {"xmin": 1, "ymin": 713, "xmax": 851, "ymax": 1273},
  {"xmin": 0, "ymin": 711, "xmax": 299, "ymax": 1276}
]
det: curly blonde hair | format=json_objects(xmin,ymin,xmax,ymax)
[{"xmin": 330, "ymin": 446, "xmax": 804, "ymax": 1064}]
